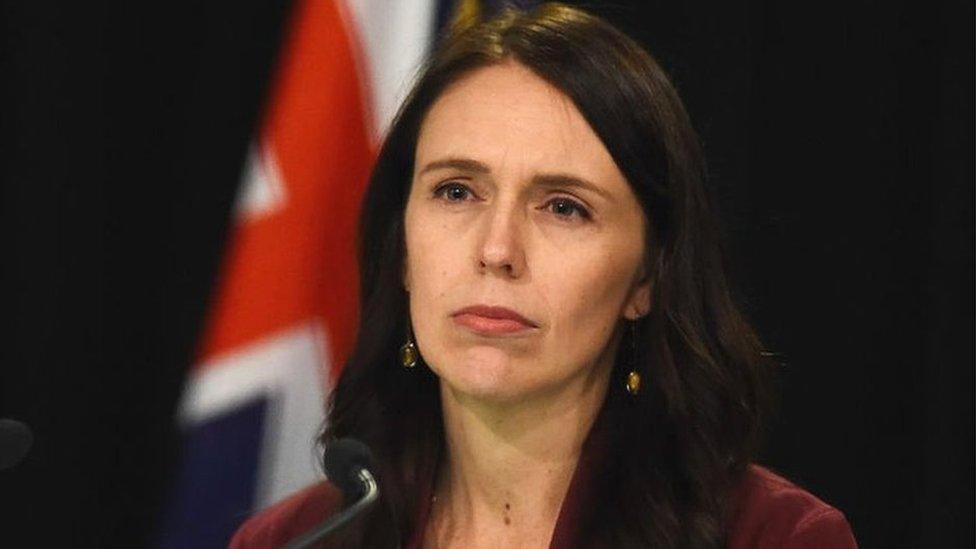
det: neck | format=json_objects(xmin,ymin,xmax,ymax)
[{"xmin": 429, "ymin": 362, "xmax": 612, "ymax": 546}]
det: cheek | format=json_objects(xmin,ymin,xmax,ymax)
[
  {"xmin": 404, "ymin": 215, "xmax": 473, "ymax": 348},
  {"xmin": 406, "ymin": 219, "xmax": 462, "ymax": 296},
  {"xmin": 539, "ymin": 244, "xmax": 637, "ymax": 349}
]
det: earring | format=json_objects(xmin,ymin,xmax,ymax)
[
  {"xmin": 626, "ymin": 320, "xmax": 641, "ymax": 395},
  {"xmin": 399, "ymin": 324, "xmax": 418, "ymax": 369}
]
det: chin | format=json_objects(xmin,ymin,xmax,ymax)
[{"xmin": 431, "ymin": 346, "xmax": 534, "ymax": 403}]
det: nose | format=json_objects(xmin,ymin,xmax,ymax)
[{"xmin": 476, "ymin": 200, "xmax": 526, "ymax": 279}]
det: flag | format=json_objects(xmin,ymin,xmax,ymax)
[{"xmin": 157, "ymin": 1, "xmax": 437, "ymax": 546}]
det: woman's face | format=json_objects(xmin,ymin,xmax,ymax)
[{"xmin": 403, "ymin": 61, "xmax": 651, "ymax": 404}]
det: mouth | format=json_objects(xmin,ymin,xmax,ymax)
[{"xmin": 451, "ymin": 304, "xmax": 539, "ymax": 335}]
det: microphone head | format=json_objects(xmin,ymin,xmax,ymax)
[
  {"xmin": 323, "ymin": 438, "xmax": 375, "ymax": 500},
  {"xmin": 0, "ymin": 419, "xmax": 33, "ymax": 470}
]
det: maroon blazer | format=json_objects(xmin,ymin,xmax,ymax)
[
  {"xmin": 230, "ymin": 461, "xmax": 857, "ymax": 548},
  {"xmin": 231, "ymin": 413, "xmax": 857, "ymax": 548}
]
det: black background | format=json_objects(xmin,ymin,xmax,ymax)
[{"xmin": 2, "ymin": 0, "xmax": 972, "ymax": 547}]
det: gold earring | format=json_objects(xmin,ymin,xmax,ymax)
[
  {"xmin": 626, "ymin": 320, "xmax": 641, "ymax": 395},
  {"xmin": 399, "ymin": 325, "xmax": 418, "ymax": 369}
]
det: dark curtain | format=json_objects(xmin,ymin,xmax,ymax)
[
  {"xmin": 2, "ymin": 0, "xmax": 971, "ymax": 547},
  {"xmin": 1, "ymin": 0, "xmax": 293, "ymax": 545},
  {"xmin": 563, "ymin": 1, "xmax": 973, "ymax": 547}
]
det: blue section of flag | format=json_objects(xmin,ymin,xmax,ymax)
[
  {"xmin": 157, "ymin": 398, "xmax": 268, "ymax": 549},
  {"xmin": 434, "ymin": 0, "xmax": 456, "ymax": 37}
]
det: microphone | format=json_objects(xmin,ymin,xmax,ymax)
[
  {"xmin": 283, "ymin": 438, "xmax": 380, "ymax": 549},
  {"xmin": 0, "ymin": 419, "xmax": 33, "ymax": 470}
]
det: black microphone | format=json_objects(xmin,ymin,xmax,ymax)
[
  {"xmin": 0, "ymin": 419, "xmax": 33, "ymax": 470},
  {"xmin": 283, "ymin": 438, "xmax": 380, "ymax": 549}
]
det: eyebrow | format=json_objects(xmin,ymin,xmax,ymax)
[
  {"xmin": 532, "ymin": 174, "xmax": 613, "ymax": 201},
  {"xmin": 418, "ymin": 157, "xmax": 491, "ymax": 176},
  {"xmin": 417, "ymin": 156, "xmax": 613, "ymax": 201}
]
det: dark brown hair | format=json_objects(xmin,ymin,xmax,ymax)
[{"xmin": 322, "ymin": 3, "xmax": 773, "ymax": 547}]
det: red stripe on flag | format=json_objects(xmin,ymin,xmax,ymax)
[{"xmin": 197, "ymin": 0, "xmax": 373, "ymax": 378}]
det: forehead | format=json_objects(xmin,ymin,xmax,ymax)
[{"xmin": 414, "ymin": 61, "xmax": 625, "ymax": 187}]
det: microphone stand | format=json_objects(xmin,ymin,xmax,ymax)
[{"xmin": 283, "ymin": 468, "xmax": 379, "ymax": 549}]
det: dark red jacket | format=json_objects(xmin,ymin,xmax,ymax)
[
  {"xmin": 230, "ymin": 462, "xmax": 857, "ymax": 548},
  {"xmin": 231, "ymin": 408, "xmax": 857, "ymax": 548}
]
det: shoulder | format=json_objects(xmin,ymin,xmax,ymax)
[
  {"xmin": 229, "ymin": 482, "xmax": 342, "ymax": 549},
  {"xmin": 727, "ymin": 464, "xmax": 858, "ymax": 549}
]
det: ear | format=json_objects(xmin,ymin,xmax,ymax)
[{"xmin": 623, "ymin": 274, "xmax": 652, "ymax": 321}]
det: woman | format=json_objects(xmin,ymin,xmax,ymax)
[{"xmin": 232, "ymin": 3, "xmax": 857, "ymax": 548}]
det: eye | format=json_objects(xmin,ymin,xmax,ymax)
[
  {"xmin": 543, "ymin": 197, "xmax": 591, "ymax": 221},
  {"xmin": 433, "ymin": 182, "xmax": 475, "ymax": 203}
]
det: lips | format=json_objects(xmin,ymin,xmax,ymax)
[{"xmin": 451, "ymin": 305, "xmax": 539, "ymax": 335}]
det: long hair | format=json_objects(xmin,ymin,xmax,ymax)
[{"xmin": 322, "ymin": 4, "xmax": 774, "ymax": 547}]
